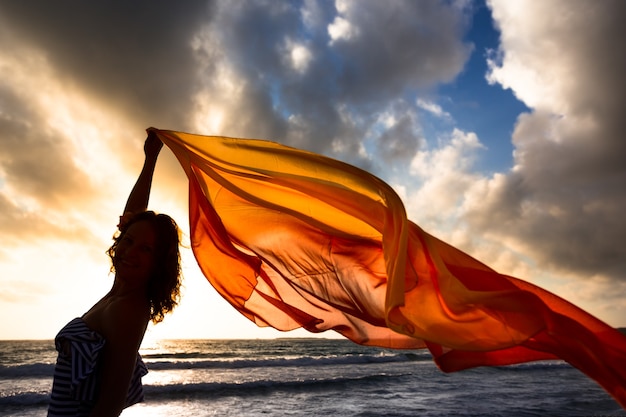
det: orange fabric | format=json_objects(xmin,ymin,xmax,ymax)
[{"xmin": 152, "ymin": 128, "xmax": 626, "ymax": 408}]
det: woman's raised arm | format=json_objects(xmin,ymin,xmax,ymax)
[{"xmin": 122, "ymin": 130, "xmax": 163, "ymax": 217}]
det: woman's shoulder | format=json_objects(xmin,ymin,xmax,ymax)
[
  {"xmin": 111, "ymin": 294, "xmax": 150, "ymax": 323},
  {"xmin": 99, "ymin": 295, "xmax": 150, "ymax": 342}
]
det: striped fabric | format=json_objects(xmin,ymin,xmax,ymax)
[{"xmin": 47, "ymin": 318, "xmax": 148, "ymax": 416}]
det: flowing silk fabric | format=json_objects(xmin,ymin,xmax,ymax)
[{"xmin": 151, "ymin": 128, "xmax": 626, "ymax": 408}]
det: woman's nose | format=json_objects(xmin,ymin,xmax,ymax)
[{"xmin": 124, "ymin": 244, "xmax": 141, "ymax": 258}]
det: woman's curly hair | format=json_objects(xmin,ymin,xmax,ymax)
[{"xmin": 107, "ymin": 211, "xmax": 182, "ymax": 324}]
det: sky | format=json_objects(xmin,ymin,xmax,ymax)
[{"xmin": 1, "ymin": 0, "xmax": 625, "ymax": 341}]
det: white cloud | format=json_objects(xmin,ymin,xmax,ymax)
[
  {"xmin": 485, "ymin": 2, "xmax": 571, "ymax": 113},
  {"xmin": 406, "ymin": 128, "xmax": 484, "ymax": 233},
  {"xmin": 416, "ymin": 98, "xmax": 452, "ymax": 119},
  {"xmin": 328, "ymin": 16, "xmax": 358, "ymax": 44},
  {"xmin": 282, "ymin": 38, "xmax": 314, "ymax": 74}
]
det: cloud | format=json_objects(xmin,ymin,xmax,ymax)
[
  {"xmin": 0, "ymin": 2, "xmax": 216, "ymax": 249},
  {"xmin": 0, "ymin": 2, "xmax": 475, "ymax": 327},
  {"xmin": 0, "ymin": 101, "xmax": 88, "ymax": 210},
  {"xmin": 328, "ymin": 16, "xmax": 359, "ymax": 44},
  {"xmin": 12, "ymin": 1, "xmax": 625, "ymax": 335},
  {"xmin": 376, "ymin": 109, "xmax": 421, "ymax": 163},
  {"xmin": 0, "ymin": 1, "xmax": 213, "ymax": 131},
  {"xmin": 0, "ymin": 47, "xmax": 97, "ymax": 246},
  {"xmin": 405, "ymin": 128, "xmax": 484, "ymax": 230},
  {"xmin": 464, "ymin": 0, "xmax": 626, "ymax": 282},
  {"xmin": 188, "ymin": 0, "xmax": 473, "ymax": 169},
  {"xmin": 416, "ymin": 98, "xmax": 452, "ymax": 119},
  {"xmin": 282, "ymin": 39, "xmax": 314, "ymax": 74},
  {"xmin": 324, "ymin": 0, "xmax": 472, "ymax": 101}
]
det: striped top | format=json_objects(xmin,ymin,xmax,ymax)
[{"xmin": 47, "ymin": 318, "xmax": 148, "ymax": 417}]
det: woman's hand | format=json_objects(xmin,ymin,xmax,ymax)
[{"xmin": 144, "ymin": 130, "xmax": 163, "ymax": 160}]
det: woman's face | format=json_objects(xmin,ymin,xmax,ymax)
[{"xmin": 114, "ymin": 220, "xmax": 157, "ymax": 284}]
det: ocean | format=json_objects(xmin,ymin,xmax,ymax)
[{"xmin": 0, "ymin": 338, "xmax": 623, "ymax": 416}]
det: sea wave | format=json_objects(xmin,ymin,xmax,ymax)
[
  {"xmin": 0, "ymin": 373, "xmax": 409, "ymax": 407},
  {"xmin": 0, "ymin": 363, "xmax": 55, "ymax": 378},
  {"xmin": 142, "ymin": 372, "xmax": 411, "ymax": 399},
  {"xmin": 0, "ymin": 391, "xmax": 50, "ymax": 407},
  {"xmin": 0, "ymin": 351, "xmax": 430, "ymax": 378},
  {"xmin": 146, "ymin": 351, "xmax": 430, "ymax": 371},
  {"xmin": 0, "ymin": 355, "xmax": 569, "ymax": 380},
  {"xmin": 494, "ymin": 360, "xmax": 570, "ymax": 372}
]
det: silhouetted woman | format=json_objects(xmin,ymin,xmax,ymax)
[{"xmin": 48, "ymin": 132, "xmax": 182, "ymax": 416}]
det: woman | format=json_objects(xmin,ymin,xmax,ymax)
[{"xmin": 48, "ymin": 132, "xmax": 182, "ymax": 417}]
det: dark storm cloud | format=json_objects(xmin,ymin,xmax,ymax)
[
  {"xmin": 377, "ymin": 109, "xmax": 421, "ymax": 164},
  {"xmin": 0, "ymin": 0, "xmax": 472, "ymax": 162},
  {"xmin": 327, "ymin": 0, "xmax": 471, "ymax": 101},
  {"xmin": 0, "ymin": 0, "xmax": 472, "ymax": 243},
  {"xmin": 197, "ymin": 0, "xmax": 472, "ymax": 166},
  {"xmin": 0, "ymin": 0, "xmax": 214, "ymax": 130},
  {"xmin": 0, "ymin": 0, "xmax": 215, "ymax": 243}
]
